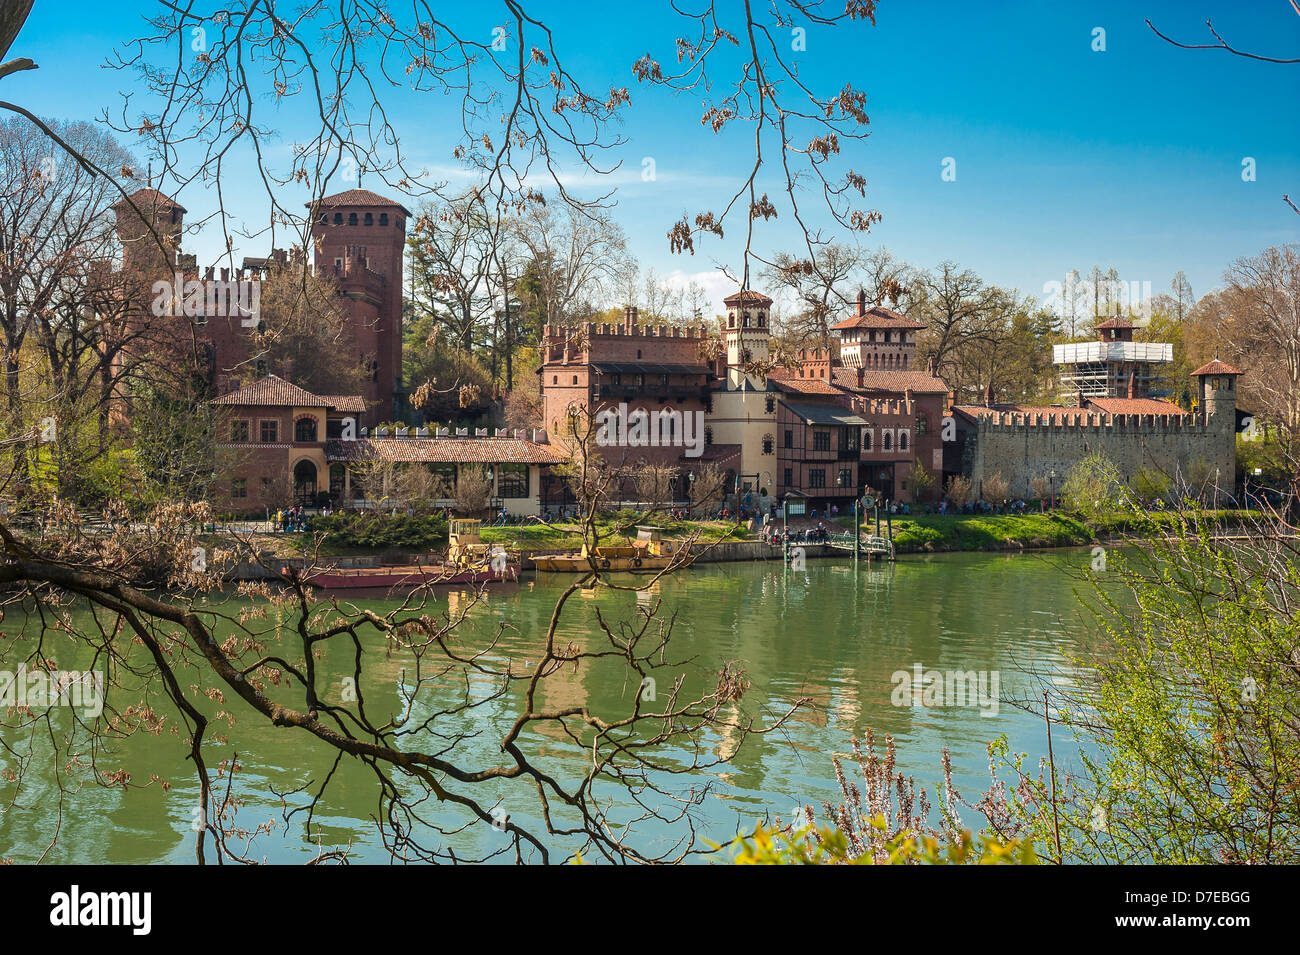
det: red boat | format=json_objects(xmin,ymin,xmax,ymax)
[{"xmin": 300, "ymin": 562, "xmax": 518, "ymax": 590}]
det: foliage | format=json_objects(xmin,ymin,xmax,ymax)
[
  {"xmin": 1060, "ymin": 451, "xmax": 1124, "ymax": 520},
  {"xmin": 722, "ymin": 821, "xmax": 1036, "ymax": 865},
  {"xmin": 309, "ymin": 511, "xmax": 449, "ymax": 550}
]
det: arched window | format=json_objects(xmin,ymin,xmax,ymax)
[
  {"xmin": 762, "ymin": 434, "xmax": 774, "ymax": 455},
  {"xmin": 728, "ymin": 314, "xmax": 735, "ymax": 328},
  {"xmin": 348, "ymin": 212, "xmax": 358, "ymax": 225},
  {"xmin": 333, "ymin": 212, "xmax": 343, "ymax": 225},
  {"xmin": 883, "ymin": 432, "xmax": 892, "ymax": 451},
  {"xmin": 379, "ymin": 213, "xmax": 389, "ymax": 226},
  {"xmin": 899, "ymin": 432, "xmax": 908, "ymax": 450},
  {"xmin": 364, "ymin": 212, "xmax": 373, "ymax": 225},
  {"xmin": 295, "ymin": 418, "xmax": 318, "ymax": 442}
]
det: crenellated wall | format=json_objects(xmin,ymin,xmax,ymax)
[{"xmin": 966, "ymin": 410, "xmax": 1235, "ymax": 498}]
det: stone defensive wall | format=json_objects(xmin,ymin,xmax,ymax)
[{"xmin": 968, "ymin": 410, "xmax": 1231, "ymax": 498}]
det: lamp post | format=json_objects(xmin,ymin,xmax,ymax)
[{"xmin": 1049, "ymin": 469, "xmax": 1056, "ymax": 510}]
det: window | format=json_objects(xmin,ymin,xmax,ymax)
[
  {"xmin": 813, "ymin": 430, "xmax": 831, "ymax": 451},
  {"xmin": 916, "ymin": 414, "xmax": 928, "ymax": 435},
  {"xmin": 295, "ymin": 418, "xmax": 318, "ymax": 442},
  {"xmin": 260, "ymin": 420, "xmax": 278, "ymax": 443},
  {"xmin": 364, "ymin": 212, "xmax": 373, "ymax": 225},
  {"xmin": 611, "ymin": 373, "xmax": 621, "ymax": 386},
  {"xmin": 231, "ymin": 478, "xmax": 247, "ymax": 499},
  {"xmin": 497, "ymin": 463, "xmax": 529, "ymax": 498},
  {"xmin": 883, "ymin": 432, "xmax": 892, "ymax": 450},
  {"xmin": 784, "ymin": 429, "xmax": 793, "ymax": 449},
  {"xmin": 659, "ymin": 374, "xmax": 670, "ymax": 387},
  {"xmin": 634, "ymin": 374, "xmax": 645, "ymax": 387},
  {"xmin": 899, "ymin": 431, "xmax": 908, "ymax": 450},
  {"xmin": 762, "ymin": 434, "xmax": 774, "ymax": 455},
  {"xmin": 231, "ymin": 420, "xmax": 249, "ymax": 443},
  {"xmin": 864, "ymin": 430, "xmax": 872, "ymax": 451},
  {"xmin": 334, "ymin": 257, "xmax": 343, "ymax": 270},
  {"xmin": 783, "ymin": 468, "xmax": 792, "ymax": 487},
  {"xmin": 552, "ymin": 375, "xmax": 558, "ymax": 384},
  {"xmin": 837, "ymin": 468, "xmax": 853, "ymax": 487},
  {"xmin": 333, "ymin": 212, "xmax": 343, "ymax": 224},
  {"xmin": 636, "ymin": 349, "xmax": 642, "ymax": 359},
  {"xmin": 348, "ymin": 212, "xmax": 357, "ymax": 225},
  {"xmin": 765, "ymin": 395, "xmax": 775, "ymax": 413},
  {"xmin": 380, "ymin": 213, "xmax": 389, "ymax": 226},
  {"xmin": 809, "ymin": 469, "xmax": 826, "ymax": 488},
  {"xmin": 705, "ymin": 426, "xmax": 713, "ymax": 446},
  {"xmin": 572, "ymin": 375, "xmax": 579, "ymax": 385},
  {"xmin": 758, "ymin": 312, "xmax": 766, "ymax": 327}
]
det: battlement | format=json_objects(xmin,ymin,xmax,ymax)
[
  {"xmin": 851, "ymin": 395, "xmax": 914, "ymax": 418},
  {"xmin": 542, "ymin": 322, "xmax": 705, "ymax": 340},
  {"xmin": 976, "ymin": 411, "xmax": 1205, "ymax": 433}
]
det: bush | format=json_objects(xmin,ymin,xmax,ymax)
[
  {"xmin": 1061, "ymin": 451, "xmax": 1124, "ymax": 519},
  {"xmin": 309, "ymin": 511, "xmax": 449, "ymax": 550}
]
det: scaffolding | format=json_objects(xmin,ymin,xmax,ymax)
[{"xmin": 1053, "ymin": 342, "xmax": 1173, "ymax": 400}]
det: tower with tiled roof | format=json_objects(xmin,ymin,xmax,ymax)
[
  {"xmin": 307, "ymin": 189, "xmax": 412, "ymax": 423},
  {"xmin": 112, "ymin": 188, "xmax": 187, "ymax": 274},
  {"xmin": 831, "ymin": 289, "xmax": 925, "ymax": 371},
  {"xmin": 722, "ymin": 289, "xmax": 772, "ymax": 380}
]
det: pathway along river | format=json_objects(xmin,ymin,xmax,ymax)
[{"xmin": 1, "ymin": 549, "xmax": 1108, "ymax": 863}]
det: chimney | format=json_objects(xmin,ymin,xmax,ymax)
[
  {"xmin": 856, "ymin": 366, "xmax": 864, "ymax": 388},
  {"xmin": 984, "ymin": 382, "xmax": 994, "ymax": 407},
  {"xmin": 857, "ymin": 286, "xmax": 867, "ymax": 314},
  {"xmin": 1127, "ymin": 370, "xmax": 1137, "ymax": 399}
]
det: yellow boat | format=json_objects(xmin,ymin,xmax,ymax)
[{"xmin": 532, "ymin": 526, "xmax": 685, "ymax": 573}]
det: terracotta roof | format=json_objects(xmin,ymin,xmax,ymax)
[
  {"xmin": 769, "ymin": 370, "xmax": 845, "ymax": 395},
  {"xmin": 318, "ymin": 395, "xmax": 368, "ymax": 413},
  {"xmin": 687, "ymin": 443, "xmax": 742, "ymax": 463},
  {"xmin": 831, "ymin": 305, "xmax": 925, "ymax": 331},
  {"xmin": 722, "ymin": 290, "xmax": 774, "ymax": 305},
  {"xmin": 325, "ymin": 437, "xmax": 563, "ymax": 465},
  {"xmin": 951, "ymin": 403, "xmax": 1185, "ymax": 424},
  {"xmin": 951, "ymin": 404, "xmax": 1096, "ymax": 424},
  {"xmin": 1094, "ymin": 317, "xmax": 1136, "ymax": 330},
  {"xmin": 1086, "ymin": 397, "xmax": 1188, "ymax": 417},
  {"xmin": 308, "ymin": 189, "xmax": 412, "ymax": 216},
  {"xmin": 1191, "ymin": 359, "xmax": 1243, "ymax": 376},
  {"xmin": 111, "ymin": 187, "xmax": 187, "ymax": 215},
  {"xmin": 831, "ymin": 367, "xmax": 948, "ymax": 394},
  {"xmin": 209, "ymin": 376, "xmax": 365, "ymax": 412}
]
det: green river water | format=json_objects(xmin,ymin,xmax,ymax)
[{"xmin": 0, "ymin": 549, "xmax": 1105, "ymax": 863}]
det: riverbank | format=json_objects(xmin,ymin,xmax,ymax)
[
  {"xmin": 837, "ymin": 508, "xmax": 1262, "ymax": 554},
  {"xmin": 219, "ymin": 508, "xmax": 1264, "ymax": 573}
]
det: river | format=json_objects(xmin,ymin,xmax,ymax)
[{"xmin": 0, "ymin": 549, "xmax": 1106, "ymax": 863}]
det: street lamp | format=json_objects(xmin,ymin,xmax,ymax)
[{"xmin": 1049, "ymin": 469, "xmax": 1056, "ymax": 510}]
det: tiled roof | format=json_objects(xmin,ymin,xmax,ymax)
[
  {"xmin": 209, "ymin": 375, "xmax": 365, "ymax": 412},
  {"xmin": 951, "ymin": 403, "xmax": 1185, "ymax": 424},
  {"xmin": 325, "ymin": 437, "xmax": 563, "ymax": 465},
  {"xmin": 1086, "ymin": 397, "xmax": 1188, "ymax": 417},
  {"xmin": 318, "ymin": 395, "xmax": 368, "ymax": 413},
  {"xmin": 769, "ymin": 371, "xmax": 845, "ymax": 395},
  {"xmin": 831, "ymin": 368, "xmax": 949, "ymax": 394},
  {"xmin": 308, "ymin": 189, "xmax": 412, "ymax": 215},
  {"xmin": 1191, "ymin": 359, "xmax": 1243, "ymax": 376},
  {"xmin": 723, "ymin": 290, "xmax": 774, "ymax": 305},
  {"xmin": 112, "ymin": 187, "xmax": 187, "ymax": 214},
  {"xmin": 688, "ymin": 443, "xmax": 742, "ymax": 463},
  {"xmin": 831, "ymin": 305, "xmax": 925, "ymax": 331},
  {"xmin": 1094, "ymin": 317, "xmax": 1136, "ymax": 330}
]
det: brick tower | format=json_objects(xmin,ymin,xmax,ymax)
[{"xmin": 308, "ymin": 189, "xmax": 411, "ymax": 424}]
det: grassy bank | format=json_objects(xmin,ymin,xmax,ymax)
[{"xmin": 836, "ymin": 508, "xmax": 1260, "ymax": 553}]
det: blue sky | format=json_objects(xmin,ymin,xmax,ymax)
[{"xmin": 7, "ymin": 0, "xmax": 1299, "ymax": 316}]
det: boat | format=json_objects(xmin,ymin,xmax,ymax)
[
  {"xmin": 532, "ymin": 525, "xmax": 686, "ymax": 573},
  {"xmin": 301, "ymin": 519, "xmax": 519, "ymax": 589}
]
